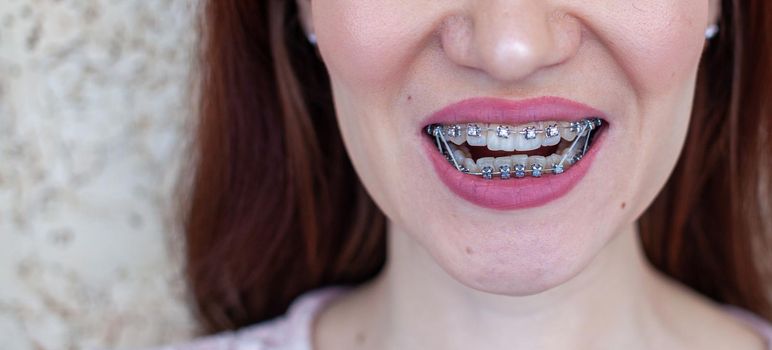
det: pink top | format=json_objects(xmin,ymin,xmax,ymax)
[{"xmin": 154, "ymin": 286, "xmax": 772, "ymax": 350}]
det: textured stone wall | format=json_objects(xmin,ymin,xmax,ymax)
[{"xmin": 0, "ymin": 1, "xmax": 200, "ymax": 349}]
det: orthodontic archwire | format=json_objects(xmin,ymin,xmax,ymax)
[{"xmin": 426, "ymin": 118, "xmax": 603, "ymax": 180}]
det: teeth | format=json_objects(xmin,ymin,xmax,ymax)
[
  {"xmin": 481, "ymin": 166, "xmax": 494, "ymax": 180},
  {"xmin": 511, "ymin": 155, "xmax": 528, "ymax": 178},
  {"xmin": 445, "ymin": 120, "xmax": 587, "ymax": 150},
  {"xmin": 476, "ymin": 158, "xmax": 495, "ymax": 180},
  {"xmin": 547, "ymin": 154, "xmax": 566, "ymax": 174},
  {"xmin": 528, "ymin": 156, "xmax": 547, "ymax": 177},
  {"xmin": 499, "ymin": 165, "xmax": 511, "ymax": 179},
  {"xmin": 476, "ymin": 157, "xmax": 495, "ymax": 170},
  {"xmin": 487, "ymin": 124, "xmax": 516, "ymax": 152},
  {"xmin": 464, "ymin": 158, "xmax": 480, "ymax": 172},
  {"xmin": 511, "ymin": 154, "xmax": 528, "ymax": 167},
  {"xmin": 512, "ymin": 123, "xmax": 543, "ymax": 151},
  {"xmin": 446, "ymin": 124, "xmax": 462, "ymax": 137},
  {"xmin": 559, "ymin": 146, "xmax": 581, "ymax": 165},
  {"xmin": 452, "ymin": 149, "xmax": 467, "ymax": 162},
  {"xmin": 484, "ymin": 122, "xmax": 547, "ymax": 152},
  {"xmin": 542, "ymin": 122, "xmax": 561, "ymax": 146},
  {"xmin": 560, "ymin": 121, "xmax": 578, "ymax": 141},
  {"xmin": 494, "ymin": 156, "xmax": 513, "ymax": 169},
  {"xmin": 486, "ymin": 128, "xmax": 503, "ymax": 151},
  {"xmin": 447, "ymin": 124, "xmax": 467, "ymax": 145},
  {"xmin": 547, "ymin": 153, "xmax": 562, "ymax": 166},
  {"xmin": 495, "ymin": 125, "xmax": 512, "ymax": 138},
  {"xmin": 432, "ymin": 118, "xmax": 602, "ymax": 179},
  {"xmin": 466, "ymin": 123, "xmax": 487, "ymax": 146}
]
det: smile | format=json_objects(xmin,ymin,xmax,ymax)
[
  {"xmin": 426, "ymin": 118, "xmax": 603, "ymax": 179},
  {"xmin": 421, "ymin": 96, "xmax": 609, "ymax": 210}
]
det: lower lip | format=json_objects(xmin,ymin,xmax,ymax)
[{"xmin": 425, "ymin": 132, "xmax": 606, "ymax": 211}]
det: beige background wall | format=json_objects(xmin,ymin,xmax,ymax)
[{"xmin": 0, "ymin": 1, "xmax": 200, "ymax": 349}]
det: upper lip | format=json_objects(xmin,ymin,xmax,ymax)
[{"xmin": 421, "ymin": 96, "xmax": 608, "ymax": 128}]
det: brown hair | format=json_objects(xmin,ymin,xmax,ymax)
[
  {"xmin": 639, "ymin": 0, "xmax": 772, "ymax": 319},
  {"xmin": 185, "ymin": 0, "xmax": 772, "ymax": 332}
]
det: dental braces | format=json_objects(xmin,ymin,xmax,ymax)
[
  {"xmin": 434, "ymin": 121, "xmax": 592, "ymax": 140},
  {"xmin": 427, "ymin": 118, "xmax": 603, "ymax": 180}
]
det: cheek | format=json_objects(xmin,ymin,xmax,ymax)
[
  {"xmin": 313, "ymin": 1, "xmax": 433, "ymax": 91},
  {"xmin": 595, "ymin": 1, "xmax": 708, "ymax": 216},
  {"xmin": 596, "ymin": 1, "xmax": 707, "ymax": 98}
]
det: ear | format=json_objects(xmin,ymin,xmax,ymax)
[
  {"xmin": 296, "ymin": 0, "xmax": 315, "ymax": 40},
  {"xmin": 708, "ymin": 0, "xmax": 721, "ymax": 25}
]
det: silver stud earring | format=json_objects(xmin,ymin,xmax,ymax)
[
  {"xmin": 307, "ymin": 33, "xmax": 317, "ymax": 46},
  {"xmin": 705, "ymin": 24, "xmax": 719, "ymax": 40}
]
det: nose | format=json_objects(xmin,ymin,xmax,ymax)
[{"xmin": 440, "ymin": 1, "xmax": 582, "ymax": 82}]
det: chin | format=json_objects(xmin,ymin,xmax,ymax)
[{"xmin": 415, "ymin": 220, "xmax": 610, "ymax": 296}]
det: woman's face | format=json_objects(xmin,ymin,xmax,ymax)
[{"xmin": 305, "ymin": 0, "xmax": 717, "ymax": 294}]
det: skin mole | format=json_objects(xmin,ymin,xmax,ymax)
[{"xmin": 355, "ymin": 331, "xmax": 366, "ymax": 344}]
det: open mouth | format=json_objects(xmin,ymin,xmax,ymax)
[{"xmin": 425, "ymin": 118, "xmax": 605, "ymax": 180}]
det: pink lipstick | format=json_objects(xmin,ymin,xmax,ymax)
[{"xmin": 422, "ymin": 96, "xmax": 608, "ymax": 210}]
